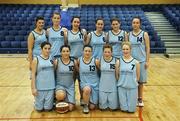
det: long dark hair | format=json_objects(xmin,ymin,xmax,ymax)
[{"xmin": 71, "ymin": 16, "xmax": 81, "ymax": 30}]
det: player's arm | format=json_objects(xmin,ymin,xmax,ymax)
[
  {"xmin": 85, "ymin": 32, "xmax": 91, "ymax": 45},
  {"xmin": 115, "ymin": 58, "xmax": 120, "ymax": 81},
  {"xmin": 46, "ymin": 28, "xmax": 50, "ymax": 41},
  {"xmin": 31, "ymin": 57, "xmax": 38, "ymax": 96},
  {"xmin": 62, "ymin": 27, "xmax": 68, "ymax": 45},
  {"xmin": 75, "ymin": 59, "xmax": 79, "ymax": 73},
  {"xmin": 74, "ymin": 59, "xmax": 79, "ymax": 74},
  {"xmin": 136, "ymin": 60, "xmax": 140, "ymax": 82},
  {"xmin": 124, "ymin": 31, "xmax": 128, "ymax": 41},
  {"xmin": 144, "ymin": 32, "xmax": 150, "ymax": 69},
  {"xmin": 82, "ymin": 29, "xmax": 87, "ymax": 45},
  {"xmin": 53, "ymin": 59, "xmax": 58, "ymax": 70},
  {"xmin": 95, "ymin": 59, "xmax": 100, "ymax": 71},
  {"xmin": 105, "ymin": 32, "xmax": 109, "ymax": 44},
  {"xmin": 27, "ymin": 32, "xmax": 35, "ymax": 70},
  {"xmin": 73, "ymin": 59, "xmax": 79, "ymax": 81}
]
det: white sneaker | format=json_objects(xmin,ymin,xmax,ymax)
[
  {"xmin": 138, "ymin": 101, "xmax": 144, "ymax": 107},
  {"xmin": 136, "ymin": 101, "xmax": 139, "ymax": 106},
  {"xmin": 83, "ymin": 104, "xmax": 89, "ymax": 114}
]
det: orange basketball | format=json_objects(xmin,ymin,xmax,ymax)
[{"xmin": 55, "ymin": 102, "xmax": 69, "ymax": 113}]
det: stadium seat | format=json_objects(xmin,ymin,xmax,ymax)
[
  {"xmin": 11, "ymin": 41, "xmax": 21, "ymax": 48},
  {"xmin": 1, "ymin": 41, "xmax": 11, "ymax": 48},
  {"xmin": 5, "ymin": 35, "xmax": 15, "ymax": 41},
  {"xmin": 15, "ymin": 35, "xmax": 24, "ymax": 41}
]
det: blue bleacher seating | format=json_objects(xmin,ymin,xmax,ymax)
[
  {"xmin": 1, "ymin": 41, "xmax": 11, "ymax": 48},
  {"xmin": 11, "ymin": 41, "xmax": 21, "ymax": 48},
  {"xmin": 163, "ymin": 6, "xmax": 180, "ymax": 32},
  {"xmin": 0, "ymin": 4, "xmax": 170, "ymax": 53},
  {"xmin": 15, "ymin": 35, "xmax": 24, "ymax": 41},
  {"xmin": 5, "ymin": 35, "xmax": 14, "ymax": 42}
]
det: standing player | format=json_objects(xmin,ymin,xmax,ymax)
[
  {"xmin": 86, "ymin": 18, "xmax": 106, "ymax": 59},
  {"xmin": 28, "ymin": 16, "xmax": 47, "ymax": 73},
  {"xmin": 31, "ymin": 41, "xmax": 55, "ymax": 111},
  {"xmin": 67, "ymin": 16, "xmax": 87, "ymax": 59},
  {"xmin": 128, "ymin": 17, "xmax": 150, "ymax": 107},
  {"xmin": 78, "ymin": 45, "xmax": 100, "ymax": 114},
  {"xmin": 54, "ymin": 45, "xmax": 78, "ymax": 111},
  {"xmin": 118, "ymin": 41, "xmax": 140, "ymax": 113},
  {"xmin": 99, "ymin": 44, "xmax": 119, "ymax": 110},
  {"xmin": 46, "ymin": 12, "xmax": 68, "ymax": 59},
  {"xmin": 107, "ymin": 18, "xmax": 128, "ymax": 57}
]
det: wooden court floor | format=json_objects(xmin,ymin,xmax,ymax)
[{"xmin": 0, "ymin": 54, "xmax": 179, "ymax": 121}]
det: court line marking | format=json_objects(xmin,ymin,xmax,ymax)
[
  {"xmin": 0, "ymin": 116, "xmax": 139, "ymax": 120},
  {"xmin": 0, "ymin": 108, "xmax": 141, "ymax": 120},
  {"xmin": 1, "ymin": 85, "xmax": 180, "ymax": 88},
  {"xmin": 146, "ymin": 85, "xmax": 180, "ymax": 86}
]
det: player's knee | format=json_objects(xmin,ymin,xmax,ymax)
[
  {"xmin": 56, "ymin": 90, "xmax": 66, "ymax": 101},
  {"xmin": 83, "ymin": 86, "xmax": 91, "ymax": 95}
]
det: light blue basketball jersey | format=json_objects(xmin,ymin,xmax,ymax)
[
  {"xmin": 36, "ymin": 56, "xmax": 55, "ymax": 90},
  {"xmin": 99, "ymin": 57, "xmax": 117, "ymax": 92},
  {"xmin": 68, "ymin": 30, "xmax": 84, "ymax": 58},
  {"xmin": 118, "ymin": 57, "xmax": 138, "ymax": 88},
  {"xmin": 79, "ymin": 57, "xmax": 99, "ymax": 90},
  {"xmin": 48, "ymin": 27, "xmax": 65, "ymax": 58},
  {"xmin": 89, "ymin": 31, "xmax": 106, "ymax": 59},
  {"xmin": 32, "ymin": 30, "xmax": 47, "ymax": 57},
  {"xmin": 108, "ymin": 30, "xmax": 126, "ymax": 57},
  {"xmin": 129, "ymin": 31, "xmax": 146, "ymax": 62},
  {"xmin": 56, "ymin": 57, "xmax": 75, "ymax": 89}
]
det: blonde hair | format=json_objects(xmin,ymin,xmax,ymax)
[{"xmin": 121, "ymin": 41, "xmax": 132, "ymax": 50}]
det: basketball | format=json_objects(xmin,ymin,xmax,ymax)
[{"xmin": 55, "ymin": 102, "xmax": 69, "ymax": 113}]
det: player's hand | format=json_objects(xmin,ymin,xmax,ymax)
[
  {"xmin": 145, "ymin": 61, "xmax": 149, "ymax": 70},
  {"xmin": 32, "ymin": 88, "xmax": 38, "ymax": 96}
]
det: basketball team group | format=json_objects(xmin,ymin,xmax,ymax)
[{"xmin": 28, "ymin": 12, "xmax": 150, "ymax": 114}]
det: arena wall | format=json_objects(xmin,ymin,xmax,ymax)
[{"xmin": 0, "ymin": 0, "xmax": 179, "ymax": 4}]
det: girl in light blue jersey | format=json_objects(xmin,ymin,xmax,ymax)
[
  {"xmin": 128, "ymin": 17, "xmax": 150, "ymax": 107},
  {"xmin": 86, "ymin": 18, "xmax": 107, "ymax": 59},
  {"xmin": 28, "ymin": 16, "xmax": 47, "ymax": 71},
  {"xmin": 99, "ymin": 44, "xmax": 119, "ymax": 110},
  {"xmin": 67, "ymin": 16, "xmax": 87, "ymax": 106},
  {"xmin": 68, "ymin": 16, "xmax": 87, "ymax": 59},
  {"xmin": 31, "ymin": 41, "xmax": 55, "ymax": 112},
  {"xmin": 78, "ymin": 45, "xmax": 100, "ymax": 114},
  {"xmin": 47, "ymin": 12, "xmax": 68, "ymax": 59},
  {"xmin": 54, "ymin": 45, "xmax": 78, "ymax": 111},
  {"xmin": 107, "ymin": 18, "xmax": 128, "ymax": 58},
  {"xmin": 118, "ymin": 42, "xmax": 140, "ymax": 113}
]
